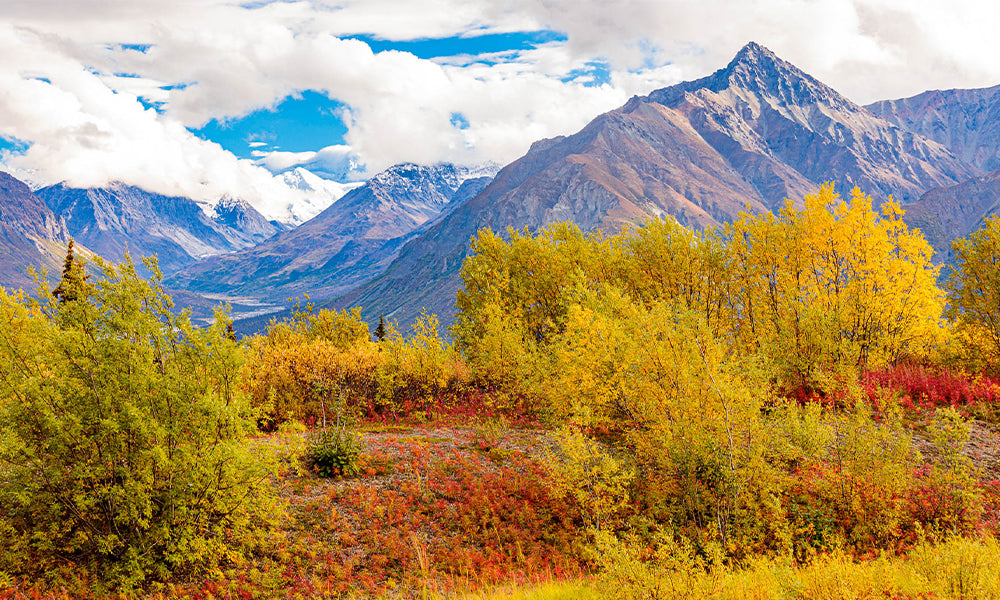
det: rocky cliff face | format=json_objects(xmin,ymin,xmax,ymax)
[
  {"xmin": 0, "ymin": 171, "xmax": 71, "ymax": 290},
  {"xmin": 168, "ymin": 163, "xmax": 496, "ymax": 302},
  {"xmin": 333, "ymin": 42, "xmax": 979, "ymax": 328},
  {"xmin": 867, "ymin": 85, "xmax": 1000, "ymax": 174},
  {"xmin": 901, "ymin": 168, "xmax": 1000, "ymax": 263},
  {"xmin": 36, "ymin": 182, "xmax": 280, "ymax": 274},
  {"xmin": 868, "ymin": 86, "xmax": 1000, "ymax": 259}
]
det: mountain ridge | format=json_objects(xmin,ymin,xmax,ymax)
[
  {"xmin": 35, "ymin": 182, "xmax": 282, "ymax": 275},
  {"xmin": 168, "ymin": 162, "xmax": 497, "ymax": 306},
  {"xmin": 330, "ymin": 42, "xmax": 981, "ymax": 328}
]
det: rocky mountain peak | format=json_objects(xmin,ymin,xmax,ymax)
[
  {"xmin": 725, "ymin": 41, "xmax": 784, "ymax": 80},
  {"xmin": 366, "ymin": 162, "xmax": 499, "ymax": 205},
  {"xmin": 649, "ymin": 41, "xmax": 852, "ymax": 115}
]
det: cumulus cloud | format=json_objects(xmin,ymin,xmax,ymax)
[
  {"xmin": 253, "ymin": 144, "xmax": 358, "ymax": 181},
  {"xmin": 1, "ymin": 0, "xmax": 999, "ymax": 223},
  {"xmin": 0, "ymin": 24, "xmax": 336, "ymax": 223}
]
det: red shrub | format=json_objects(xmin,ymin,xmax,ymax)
[{"xmin": 862, "ymin": 364, "xmax": 1000, "ymax": 413}]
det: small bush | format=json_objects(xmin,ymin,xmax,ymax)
[
  {"xmin": 245, "ymin": 308, "xmax": 474, "ymax": 426},
  {"xmin": 306, "ymin": 427, "xmax": 362, "ymax": 478},
  {"xmin": 862, "ymin": 363, "xmax": 1000, "ymax": 418}
]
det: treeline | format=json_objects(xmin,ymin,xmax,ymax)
[
  {"xmin": 447, "ymin": 184, "xmax": 998, "ymax": 566},
  {"xmin": 1, "ymin": 184, "xmax": 1000, "ymax": 592},
  {"xmin": 456, "ymin": 184, "xmax": 946, "ymax": 396}
]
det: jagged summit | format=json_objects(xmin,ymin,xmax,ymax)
[
  {"xmin": 333, "ymin": 42, "xmax": 979, "ymax": 329},
  {"xmin": 648, "ymin": 41, "xmax": 855, "ymax": 118}
]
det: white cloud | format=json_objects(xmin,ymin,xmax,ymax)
[
  {"xmin": 253, "ymin": 144, "xmax": 358, "ymax": 180},
  {"xmin": 1, "ymin": 0, "xmax": 999, "ymax": 220},
  {"xmin": 0, "ymin": 24, "xmax": 346, "ymax": 223}
]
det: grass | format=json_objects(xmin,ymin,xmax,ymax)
[
  {"xmin": 441, "ymin": 579, "xmax": 601, "ymax": 599},
  {"xmin": 458, "ymin": 536, "xmax": 1000, "ymax": 600}
]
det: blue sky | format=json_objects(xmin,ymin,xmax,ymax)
[
  {"xmin": 188, "ymin": 29, "xmax": 613, "ymax": 164},
  {"xmin": 194, "ymin": 90, "xmax": 349, "ymax": 160}
]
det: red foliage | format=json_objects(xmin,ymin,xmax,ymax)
[
  {"xmin": 303, "ymin": 437, "xmax": 584, "ymax": 595},
  {"xmin": 783, "ymin": 459, "xmax": 989, "ymax": 559},
  {"xmin": 862, "ymin": 364, "xmax": 1000, "ymax": 415}
]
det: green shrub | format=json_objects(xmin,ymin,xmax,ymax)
[
  {"xmin": 0, "ymin": 254, "xmax": 281, "ymax": 590},
  {"xmin": 306, "ymin": 427, "xmax": 361, "ymax": 478}
]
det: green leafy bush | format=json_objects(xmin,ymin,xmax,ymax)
[
  {"xmin": 305, "ymin": 427, "xmax": 361, "ymax": 478},
  {"xmin": 0, "ymin": 253, "xmax": 281, "ymax": 590}
]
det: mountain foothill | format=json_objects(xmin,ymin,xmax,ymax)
[{"xmin": 2, "ymin": 42, "xmax": 999, "ymax": 330}]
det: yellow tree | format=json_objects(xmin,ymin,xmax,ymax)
[
  {"xmin": 725, "ymin": 184, "xmax": 943, "ymax": 390},
  {"xmin": 541, "ymin": 286, "xmax": 776, "ymax": 553},
  {"xmin": 609, "ymin": 217, "xmax": 731, "ymax": 334},
  {"xmin": 453, "ymin": 223, "xmax": 605, "ymax": 389},
  {"xmin": 946, "ymin": 215, "xmax": 1000, "ymax": 370}
]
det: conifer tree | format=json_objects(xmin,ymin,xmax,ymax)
[
  {"xmin": 52, "ymin": 238, "xmax": 90, "ymax": 304},
  {"xmin": 375, "ymin": 313, "xmax": 387, "ymax": 341}
]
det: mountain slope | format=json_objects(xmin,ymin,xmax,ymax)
[
  {"xmin": 0, "ymin": 171, "xmax": 71, "ymax": 289},
  {"xmin": 866, "ymin": 86, "xmax": 1000, "ymax": 260},
  {"xmin": 278, "ymin": 167, "xmax": 364, "ymax": 223},
  {"xmin": 901, "ymin": 168, "xmax": 1000, "ymax": 263},
  {"xmin": 867, "ymin": 85, "xmax": 1000, "ymax": 174},
  {"xmin": 334, "ymin": 42, "xmax": 978, "ymax": 327},
  {"xmin": 36, "ymin": 182, "xmax": 280, "ymax": 275},
  {"xmin": 169, "ymin": 163, "xmax": 496, "ymax": 302}
]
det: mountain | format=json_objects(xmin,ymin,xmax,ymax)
[
  {"xmin": 278, "ymin": 167, "xmax": 364, "ymax": 223},
  {"xmin": 867, "ymin": 85, "xmax": 1000, "ymax": 174},
  {"xmin": 0, "ymin": 171, "xmax": 71, "ymax": 290},
  {"xmin": 899, "ymin": 168, "xmax": 1000, "ymax": 263},
  {"xmin": 866, "ymin": 86, "xmax": 1000, "ymax": 258},
  {"xmin": 647, "ymin": 42, "xmax": 975, "ymax": 207},
  {"xmin": 168, "ymin": 163, "xmax": 497, "ymax": 304},
  {"xmin": 35, "ymin": 182, "xmax": 281, "ymax": 275},
  {"xmin": 333, "ymin": 42, "xmax": 978, "ymax": 327}
]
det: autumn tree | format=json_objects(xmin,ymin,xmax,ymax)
[
  {"xmin": 724, "ymin": 185, "xmax": 944, "ymax": 390},
  {"xmin": 540, "ymin": 287, "xmax": 777, "ymax": 553},
  {"xmin": 453, "ymin": 223, "xmax": 605, "ymax": 389},
  {"xmin": 0, "ymin": 255, "xmax": 280, "ymax": 588},
  {"xmin": 946, "ymin": 215, "xmax": 1000, "ymax": 371}
]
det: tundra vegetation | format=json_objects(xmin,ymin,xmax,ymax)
[{"xmin": 1, "ymin": 184, "xmax": 1000, "ymax": 599}]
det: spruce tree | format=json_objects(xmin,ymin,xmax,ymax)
[
  {"xmin": 375, "ymin": 313, "xmax": 386, "ymax": 341},
  {"xmin": 52, "ymin": 238, "xmax": 89, "ymax": 304}
]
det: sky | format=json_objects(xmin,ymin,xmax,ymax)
[{"xmin": 0, "ymin": 0, "xmax": 999, "ymax": 222}]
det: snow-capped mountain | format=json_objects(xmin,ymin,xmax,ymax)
[
  {"xmin": 279, "ymin": 167, "xmax": 364, "ymax": 223},
  {"xmin": 168, "ymin": 162, "xmax": 498, "ymax": 301},
  {"xmin": 35, "ymin": 182, "xmax": 282, "ymax": 275}
]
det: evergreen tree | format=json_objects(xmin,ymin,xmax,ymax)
[
  {"xmin": 375, "ymin": 313, "xmax": 387, "ymax": 341},
  {"xmin": 51, "ymin": 238, "xmax": 90, "ymax": 304}
]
